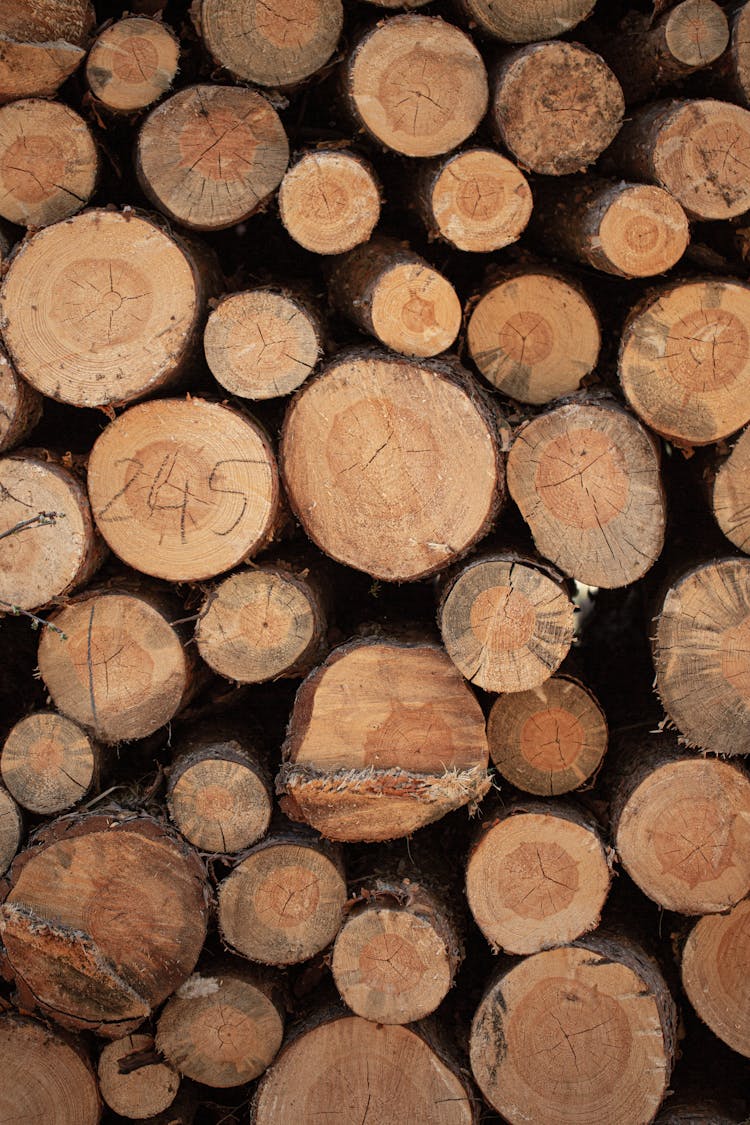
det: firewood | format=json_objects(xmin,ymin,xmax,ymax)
[
  {"xmin": 455, "ymin": 0, "xmax": 595, "ymax": 43},
  {"xmin": 277, "ymin": 636, "xmax": 490, "ymax": 842},
  {"xmin": 87, "ymin": 397, "xmax": 281, "ymax": 582},
  {"xmin": 487, "ymin": 674, "xmax": 607, "ymax": 796},
  {"xmin": 329, "ymin": 237, "xmax": 461, "ymax": 358},
  {"xmin": 204, "ymin": 288, "xmax": 323, "ymax": 400},
  {"xmin": 438, "ymin": 552, "xmax": 575, "ymax": 693},
  {"xmin": 136, "ymin": 85, "xmax": 289, "ymax": 231},
  {"xmin": 97, "ymin": 1034, "xmax": 180, "ymax": 1120},
  {"xmin": 1, "ymin": 711, "xmax": 99, "ymax": 815},
  {"xmin": 0, "ymin": 1013, "xmax": 101, "ymax": 1124},
  {"xmin": 217, "ymin": 826, "xmax": 347, "ymax": 965},
  {"xmin": 86, "ymin": 17, "xmax": 180, "ymax": 114},
  {"xmin": 681, "ymin": 896, "xmax": 750, "ymax": 1058},
  {"xmin": 0, "ymin": 210, "xmax": 205, "ymax": 409},
  {"xmin": 278, "ymin": 149, "xmax": 381, "ymax": 256},
  {"xmin": 0, "ymin": 348, "xmax": 41, "ymax": 454},
  {"xmin": 465, "ymin": 800, "xmax": 611, "ymax": 955},
  {"xmin": 709, "ymin": 426, "xmax": 750, "ymax": 552},
  {"xmin": 466, "ymin": 268, "xmax": 600, "ymax": 404},
  {"xmin": 0, "ymin": 1, "xmax": 94, "ymax": 103},
  {"xmin": 280, "ymin": 349, "xmax": 504, "ymax": 581},
  {"xmin": 0, "ymin": 812, "xmax": 210, "ymax": 1035},
  {"xmin": 0, "ymin": 785, "xmax": 22, "ymax": 876}
]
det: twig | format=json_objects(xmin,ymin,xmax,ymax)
[
  {"xmin": 0, "ymin": 510, "xmax": 64, "ymax": 543},
  {"xmin": 0, "ymin": 601, "xmax": 67, "ymax": 638}
]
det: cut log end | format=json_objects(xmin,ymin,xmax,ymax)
[
  {"xmin": 86, "ymin": 17, "xmax": 179, "ymax": 113},
  {"xmin": 98, "ymin": 1033, "xmax": 179, "ymax": 1119},
  {"xmin": 0, "ymin": 1015, "xmax": 101, "ymax": 1125},
  {"xmin": 459, "ymin": 0, "xmax": 595, "ymax": 43},
  {"xmin": 0, "ymin": 350, "xmax": 42, "ymax": 454},
  {"xmin": 592, "ymin": 184, "xmax": 689, "ymax": 278},
  {"xmin": 168, "ymin": 745, "xmax": 272, "ymax": 854},
  {"xmin": 0, "ymin": 785, "xmax": 22, "ymax": 876},
  {"xmin": 712, "ymin": 426, "xmax": 750, "ymax": 552},
  {"xmin": 664, "ymin": 0, "xmax": 729, "ymax": 68},
  {"xmin": 681, "ymin": 896, "xmax": 750, "ymax": 1057},
  {"xmin": 1, "ymin": 711, "xmax": 98, "ymax": 815},
  {"xmin": 0, "ymin": 2, "xmax": 93, "ymax": 102},
  {"xmin": 278, "ymin": 150, "xmax": 380, "ymax": 255}
]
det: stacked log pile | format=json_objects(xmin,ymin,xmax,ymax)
[{"xmin": 0, "ymin": 0, "xmax": 750, "ymax": 1121}]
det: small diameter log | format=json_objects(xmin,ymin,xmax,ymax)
[
  {"xmin": 278, "ymin": 637, "xmax": 490, "ymax": 842},
  {"xmin": 280, "ymin": 349, "xmax": 504, "ymax": 582},
  {"xmin": 414, "ymin": 148, "xmax": 532, "ymax": 253},
  {"xmin": 507, "ymin": 399, "xmax": 666, "ymax": 588},
  {"xmin": 466, "ymin": 270, "xmax": 600, "ymax": 405},
  {"xmin": 98, "ymin": 1034, "xmax": 179, "ymax": 1120},
  {"xmin": 619, "ymin": 279, "xmax": 750, "ymax": 446},
  {"xmin": 487, "ymin": 674, "xmax": 607, "ymax": 796},
  {"xmin": 195, "ymin": 564, "xmax": 327, "ymax": 684},
  {"xmin": 345, "ymin": 16, "xmax": 488, "ymax": 158},
  {"xmin": 438, "ymin": 553, "xmax": 575, "ymax": 694},
  {"xmin": 490, "ymin": 43, "xmax": 624, "ymax": 176},
  {"xmin": 0, "ymin": 1014, "xmax": 101, "ymax": 1125},
  {"xmin": 37, "ymin": 586, "xmax": 199, "ymax": 744},
  {"xmin": 611, "ymin": 739, "xmax": 750, "ymax": 914},
  {"xmin": 681, "ymin": 896, "xmax": 750, "ymax": 1058},
  {"xmin": 86, "ymin": 18, "xmax": 179, "ymax": 114},
  {"xmin": 455, "ymin": 0, "xmax": 595, "ymax": 43},
  {"xmin": 653, "ymin": 557, "xmax": 750, "ymax": 756},
  {"xmin": 252, "ymin": 1014, "xmax": 476, "ymax": 1125},
  {"xmin": 1, "ymin": 711, "xmax": 99, "ymax": 815},
  {"xmin": 0, "ymin": 348, "xmax": 41, "ymax": 454},
  {"xmin": 0, "ymin": 786, "xmax": 22, "ymax": 876},
  {"xmin": 87, "ymin": 398, "xmax": 280, "ymax": 583},
  {"xmin": 196, "ymin": 0, "xmax": 343, "ymax": 88},
  {"xmin": 156, "ymin": 964, "xmax": 284, "ymax": 1087},
  {"xmin": 278, "ymin": 150, "xmax": 381, "ymax": 256},
  {"xmin": 0, "ymin": 812, "xmax": 210, "ymax": 1036},
  {"xmin": 710, "ymin": 426, "xmax": 750, "ymax": 552},
  {"xmin": 0, "ymin": 1, "xmax": 94, "ymax": 103},
  {"xmin": 529, "ymin": 179, "xmax": 689, "ymax": 279},
  {"xmin": 0, "ymin": 451, "xmax": 104, "ymax": 612},
  {"xmin": 136, "ymin": 85, "xmax": 289, "ymax": 231},
  {"xmin": 0, "ymin": 99, "xmax": 97, "ymax": 228},
  {"xmin": 204, "ymin": 289, "xmax": 323, "ymax": 400},
  {"xmin": 465, "ymin": 801, "xmax": 611, "ymax": 955},
  {"xmin": 331, "ymin": 875, "xmax": 462, "ymax": 1024},
  {"xmin": 217, "ymin": 829, "xmax": 347, "ymax": 965},
  {"xmin": 0, "ymin": 210, "xmax": 204, "ymax": 409},
  {"xmin": 470, "ymin": 936, "xmax": 676, "ymax": 1125},
  {"xmin": 606, "ymin": 99, "xmax": 750, "ymax": 220}
]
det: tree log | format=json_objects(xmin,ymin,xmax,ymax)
[
  {"xmin": 716, "ymin": 2, "xmax": 750, "ymax": 108},
  {"xmin": 656, "ymin": 1098, "xmax": 745, "ymax": 1125},
  {"xmin": 681, "ymin": 896, "xmax": 750, "ymax": 1058},
  {"xmin": 278, "ymin": 149, "xmax": 381, "ymax": 256},
  {"xmin": 0, "ymin": 1013, "xmax": 101, "ymax": 1125},
  {"xmin": 709, "ymin": 426, "xmax": 750, "ymax": 553},
  {"xmin": 0, "ymin": 348, "xmax": 41, "ymax": 455},
  {"xmin": 455, "ymin": 0, "xmax": 595, "ymax": 43},
  {"xmin": 97, "ymin": 1034, "xmax": 179, "ymax": 1120},
  {"xmin": 1, "ymin": 711, "xmax": 99, "ymax": 815},
  {"xmin": 0, "ymin": 1, "xmax": 94, "ymax": 103},
  {"xmin": 86, "ymin": 17, "xmax": 180, "ymax": 114},
  {"xmin": 0, "ymin": 785, "xmax": 22, "ymax": 876}
]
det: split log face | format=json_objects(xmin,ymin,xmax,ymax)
[
  {"xmin": 0, "ymin": 99, "xmax": 97, "ymax": 228},
  {"xmin": 438, "ymin": 554, "xmax": 576, "ymax": 694},
  {"xmin": 0, "ymin": 1, "xmax": 94, "ymax": 103},
  {"xmin": 252, "ymin": 1014, "xmax": 476, "ymax": 1125},
  {"xmin": 0, "ymin": 813, "xmax": 209, "ymax": 1036},
  {"xmin": 279, "ymin": 638, "xmax": 490, "ymax": 842},
  {"xmin": 653, "ymin": 558, "xmax": 750, "ymax": 756},
  {"xmin": 346, "ymin": 16, "xmax": 488, "ymax": 158},
  {"xmin": 98, "ymin": 1034, "xmax": 179, "ymax": 1120},
  {"xmin": 681, "ymin": 896, "xmax": 750, "ymax": 1057},
  {"xmin": 217, "ymin": 832, "xmax": 347, "ymax": 965},
  {"xmin": 87, "ymin": 398, "xmax": 280, "ymax": 583},
  {"xmin": 0, "ymin": 349, "xmax": 41, "ymax": 454},
  {"xmin": 204, "ymin": 289, "xmax": 323, "ymax": 400},
  {"xmin": 0, "ymin": 1014, "xmax": 101, "ymax": 1125},
  {"xmin": 619, "ymin": 280, "xmax": 750, "ymax": 446},
  {"xmin": 711, "ymin": 427, "xmax": 750, "ymax": 552},
  {"xmin": 37, "ymin": 588, "xmax": 197, "ymax": 743},
  {"xmin": 197, "ymin": 0, "xmax": 343, "ymax": 88},
  {"xmin": 507, "ymin": 400, "xmax": 666, "ymax": 588},
  {"xmin": 195, "ymin": 565, "xmax": 326, "ymax": 683},
  {"xmin": 1, "ymin": 711, "xmax": 98, "ymax": 815},
  {"xmin": 0, "ymin": 452, "xmax": 104, "ymax": 612},
  {"xmin": 466, "ymin": 271, "xmax": 600, "ymax": 405},
  {"xmin": 136, "ymin": 85, "xmax": 289, "ymax": 231},
  {"xmin": 465, "ymin": 803, "xmax": 611, "ymax": 955},
  {"xmin": 0, "ymin": 785, "xmax": 22, "ymax": 876},
  {"xmin": 0, "ymin": 210, "xmax": 202, "ymax": 409},
  {"xmin": 280, "ymin": 351, "xmax": 503, "ymax": 582},
  {"xmin": 278, "ymin": 150, "xmax": 381, "ymax": 256},
  {"xmin": 487, "ymin": 675, "xmax": 607, "ymax": 796},
  {"xmin": 86, "ymin": 17, "xmax": 180, "ymax": 114},
  {"xmin": 491, "ymin": 43, "xmax": 624, "ymax": 176},
  {"xmin": 456, "ymin": 0, "xmax": 595, "ymax": 43},
  {"xmin": 470, "ymin": 937, "xmax": 676, "ymax": 1125},
  {"xmin": 156, "ymin": 966, "xmax": 284, "ymax": 1087}
]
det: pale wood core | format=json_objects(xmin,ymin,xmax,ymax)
[
  {"xmin": 86, "ymin": 18, "xmax": 179, "ymax": 112},
  {"xmin": 681, "ymin": 896, "xmax": 750, "ymax": 1057},
  {"xmin": 1, "ymin": 711, "xmax": 96, "ymax": 815},
  {"xmin": 664, "ymin": 0, "xmax": 729, "ymax": 66},
  {"xmin": 169, "ymin": 755, "xmax": 271, "ymax": 853},
  {"xmin": 88, "ymin": 398, "xmax": 279, "ymax": 582},
  {"xmin": 429, "ymin": 148, "xmax": 532, "ymax": 252},
  {"xmin": 0, "ymin": 786, "xmax": 22, "ymax": 876},
  {"xmin": 0, "ymin": 1016, "xmax": 101, "ymax": 1125},
  {"xmin": 369, "ymin": 262, "xmax": 461, "ymax": 357},
  {"xmin": 461, "ymin": 0, "xmax": 595, "ymax": 42},
  {"xmin": 597, "ymin": 185, "xmax": 689, "ymax": 278},
  {"xmin": 652, "ymin": 100, "xmax": 750, "ymax": 219},
  {"xmin": 713, "ymin": 427, "xmax": 750, "ymax": 552},
  {"xmin": 98, "ymin": 1034, "xmax": 179, "ymax": 1119},
  {"xmin": 467, "ymin": 273, "xmax": 600, "ymax": 405},
  {"xmin": 0, "ymin": 1, "xmax": 93, "ymax": 102},
  {"xmin": 0, "ymin": 350, "xmax": 42, "ymax": 453},
  {"xmin": 278, "ymin": 151, "xmax": 380, "ymax": 255}
]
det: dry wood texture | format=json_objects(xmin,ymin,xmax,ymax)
[
  {"xmin": 0, "ymin": 348, "xmax": 42, "ymax": 454},
  {"xmin": 1, "ymin": 711, "xmax": 99, "ymax": 815},
  {"xmin": 86, "ymin": 17, "xmax": 179, "ymax": 113},
  {"xmin": 97, "ymin": 1034, "xmax": 180, "ymax": 1119},
  {"xmin": 0, "ymin": 1, "xmax": 94, "ymax": 103},
  {"xmin": 278, "ymin": 150, "xmax": 381, "ymax": 255},
  {"xmin": 710, "ymin": 426, "xmax": 750, "ymax": 552},
  {"xmin": 0, "ymin": 1014, "xmax": 101, "ymax": 1125},
  {"xmin": 720, "ymin": 2, "xmax": 750, "ymax": 107},
  {"xmin": 0, "ymin": 785, "xmax": 22, "ymax": 876},
  {"xmin": 456, "ymin": 0, "xmax": 595, "ymax": 42},
  {"xmin": 681, "ymin": 896, "xmax": 750, "ymax": 1057}
]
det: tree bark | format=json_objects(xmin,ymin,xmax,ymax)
[
  {"xmin": 278, "ymin": 149, "xmax": 381, "ymax": 256},
  {"xmin": 86, "ymin": 17, "xmax": 180, "ymax": 114},
  {"xmin": 1, "ymin": 710, "xmax": 100, "ymax": 816}
]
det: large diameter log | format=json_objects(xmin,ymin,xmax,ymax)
[
  {"xmin": 98, "ymin": 1034, "xmax": 179, "ymax": 1120},
  {"xmin": 710, "ymin": 426, "xmax": 750, "ymax": 552},
  {"xmin": 0, "ymin": 1, "xmax": 94, "ymax": 102},
  {"xmin": 455, "ymin": 0, "xmax": 595, "ymax": 43},
  {"xmin": 1, "ymin": 711, "xmax": 99, "ymax": 815},
  {"xmin": 278, "ymin": 150, "xmax": 381, "ymax": 256},
  {"xmin": 280, "ymin": 350, "xmax": 505, "ymax": 582},
  {"xmin": 619, "ymin": 279, "xmax": 750, "ymax": 446},
  {"xmin": 136, "ymin": 85, "xmax": 289, "ymax": 231},
  {"xmin": 490, "ymin": 43, "xmax": 624, "ymax": 176},
  {"xmin": 0, "ymin": 785, "xmax": 22, "ymax": 876},
  {"xmin": 470, "ymin": 936, "xmax": 676, "ymax": 1125},
  {"xmin": 86, "ymin": 18, "xmax": 179, "ymax": 114},
  {"xmin": 87, "ymin": 398, "xmax": 280, "ymax": 583},
  {"xmin": 507, "ymin": 398, "xmax": 666, "ymax": 588},
  {"xmin": 653, "ymin": 557, "xmax": 750, "ymax": 756},
  {"xmin": 438, "ymin": 553, "xmax": 575, "ymax": 693},
  {"xmin": 0, "ymin": 210, "xmax": 204, "ymax": 409},
  {"xmin": 681, "ymin": 896, "xmax": 750, "ymax": 1058},
  {"xmin": 0, "ymin": 348, "xmax": 41, "ymax": 454},
  {"xmin": 345, "ymin": 16, "xmax": 488, "ymax": 157},
  {"xmin": 0, "ymin": 812, "xmax": 210, "ymax": 1036},
  {"xmin": 252, "ymin": 1013, "xmax": 477, "ymax": 1124},
  {"xmin": 0, "ymin": 1014, "xmax": 101, "ymax": 1125},
  {"xmin": 278, "ymin": 637, "xmax": 490, "ymax": 842}
]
